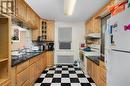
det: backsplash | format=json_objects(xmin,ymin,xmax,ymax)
[{"xmin": 11, "ymin": 25, "xmax": 32, "ymax": 51}]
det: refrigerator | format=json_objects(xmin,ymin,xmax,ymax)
[{"xmin": 105, "ymin": 8, "xmax": 130, "ymax": 86}]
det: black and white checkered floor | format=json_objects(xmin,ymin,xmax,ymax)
[{"xmin": 34, "ymin": 65, "xmax": 96, "ymax": 86}]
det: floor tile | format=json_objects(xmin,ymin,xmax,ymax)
[
  {"xmin": 80, "ymin": 83, "xmax": 92, "ymax": 86},
  {"xmin": 34, "ymin": 83, "xmax": 41, "ymax": 86},
  {"xmin": 45, "ymin": 74, "xmax": 54, "ymax": 78},
  {"xmin": 87, "ymin": 78, "xmax": 95, "ymax": 83},
  {"xmin": 42, "ymin": 78, "xmax": 53, "ymax": 83},
  {"xmin": 71, "ymin": 83, "xmax": 81, "ymax": 86},
  {"xmin": 35, "ymin": 78, "xmax": 44, "ymax": 83},
  {"xmin": 34, "ymin": 65, "xmax": 96, "ymax": 86},
  {"xmin": 61, "ymin": 83, "xmax": 71, "ymax": 86},
  {"xmin": 78, "ymin": 78, "xmax": 89, "ymax": 83},
  {"xmin": 51, "ymin": 83, "xmax": 61, "ymax": 86},
  {"xmin": 70, "ymin": 78, "xmax": 79, "ymax": 83},
  {"xmin": 53, "ymin": 74, "xmax": 62, "ymax": 78},
  {"xmin": 62, "ymin": 74, "xmax": 69, "ymax": 77},
  {"xmin": 69, "ymin": 74, "xmax": 78, "ymax": 78},
  {"xmin": 52, "ymin": 78, "xmax": 61, "ymax": 83},
  {"xmin": 61, "ymin": 78, "xmax": 70, "ymax": 83}
]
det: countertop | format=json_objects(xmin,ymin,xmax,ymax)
[
  {"xmin": 11, "ymin": 50, "xmax": 47, "ymax": 67},
  {"xmin": 86, "ymin": 56, "xmax": 100, "ymax": 65}
]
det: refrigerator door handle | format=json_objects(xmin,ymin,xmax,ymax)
[{"xmin": 112, "ymin": 49, "xmax": 130, "ymax": 53}]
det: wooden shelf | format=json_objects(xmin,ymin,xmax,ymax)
[{"xmin": 0, "ymin": 58, "xmax": 8, "ymax": 62}]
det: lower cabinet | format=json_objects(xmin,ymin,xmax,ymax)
[
  {"xmin": 87, "ymin": 59, "xmax": 106, "ymax": 86},
  {"xmin": 98, "ymin": 65, "xmax": 106, "ymax": 86},
  {"xmin": 16, "ymin": 68, "xmax": 29, "ymax": 86},
  {"xmin": 22, "ymin": 80, "xmax": 30, "ymax": 86},
  {"xmin": 11, "ymin": 53, "xmax": 47, "ymax": 86},
  {"xmin": 46, "ymin": 51, "xmax": 54, "ymax": 67},
  {"xmin": 29, "ymin": 63, "xmax": 36, "ymax": 85},
  {"xmin": 0, "ymin": 80, "xmax": 10, "ymax": 86},
  {"xmin": 87, "ymin": 59, "xmax": 99, "ymax": 86}
]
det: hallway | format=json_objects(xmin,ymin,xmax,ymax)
[{"xmin": 34, "ymin": 65, "xmax": 96, "ymax": 86}]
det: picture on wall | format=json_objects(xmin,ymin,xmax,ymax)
[{"xmin": 12, "ymin": 26, "xmax": 20, "ymax": 42}]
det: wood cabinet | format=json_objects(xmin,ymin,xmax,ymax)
[
  {"xmin": 0, "ymin": 17, "xmax": 10, "ymax": 85},
  {"xmin": 29, "ymin": 63, "xmax": 36, "ymax": 85},
  {"xmin": 16, "ymin": 68, "xmax": 29, "ymax": 86},
  {"xmin": 46, "ymin": 20, "xmax": 55, "ymax": 41},
  {"xmin": 92, "ymin": 62, "xmax": 99, "ymax": 84},
  {"xmin": 16, "ymin": 0, "xmax": 27, "ymax": 22},
  {"xmin": 85, "ymin": 17, "xmax": 101, "ymax": 35},
  {"xmin": 0, "ymin": 80, "xmax": 10, "ymax": 86},
  {"xmin": 98, "ymin": 61, "xmax": 106, "ymax": 86},
  {"xmin": 87, "ymin": 59, "xmax": 93, "ymax": 76},
  {"xmin": 16, "ymin": 61, "xmax": 29, "ymax": 74},
  {"xmin": 15, "ymin": 0, "xmax": 40, "ymax": 30},
  {"xmin": 10, "ymin": 52, "xmax": 47, "ymax": 86},
  {"xmin": 46, "ymin": 51, "xmax": 54, "ymax": 67},
  {"xmin": 86, "ymin": 59, "xmax": 99, "ymax": 86},
  {"xmin": 32, "ymin": 20, "xmax": 55, "ymax": 41}
]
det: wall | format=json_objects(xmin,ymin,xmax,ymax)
[
  {"xmin": 54, "ymin": 21, "xmax": 85, "ymax": 64},
  {"xmin": 11, "ymin": 25, "xmax": 32, "ymax": 51}
]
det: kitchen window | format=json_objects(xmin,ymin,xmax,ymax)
[{"xmin": 58, "ymin": 27, "xmax": 72, "ymax": 50}]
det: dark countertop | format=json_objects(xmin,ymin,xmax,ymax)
[
  {"xmin": 86, "ymin": 56, "xmax": 100, "ymax": 65},
  {"xmin": 11, "ymin": 50, "xmax": 47, "ymax": 67}
]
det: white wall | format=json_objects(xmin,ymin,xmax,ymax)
[{"xmin": 54, "ymin": 21, "xmax": 85, "ymax": 64}]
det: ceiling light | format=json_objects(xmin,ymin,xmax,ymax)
[{"xmin": 64, "ymin": 0, "xmax": 77, "ymax": 16}]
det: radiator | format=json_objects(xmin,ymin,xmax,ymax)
[{"xmin": 57, "ymin": 55, "xmax": 74, "ymax": 64}]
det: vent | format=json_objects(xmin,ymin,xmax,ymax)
[{"xmin": 57, "ymin": 55, "xmax": 74, "ymax": 64}]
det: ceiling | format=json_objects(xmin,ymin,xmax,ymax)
[{"xmin": 26, "ymin": 0, "xmax": 109, "ymax": 22}]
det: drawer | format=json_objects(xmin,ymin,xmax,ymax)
[
  {"xmin": 29, "ymin": 56, "xmax": 39, "ymax": 65},
  {"xmin": 16, "ymin": 61, "xmax": 29, "ymax": 74},
  {"xmin": 16, "ymin": 68, "xmax": 29, "ymax": 86}
]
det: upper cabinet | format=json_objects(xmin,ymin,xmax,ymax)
[
  {"xmin": 16, "ymin": 0, "xmax": 27, "ymax": 22},
  {"xmin": 85, "ymin": 0, "xmax": 115, "ymax": 35},
  {"xmin": 15, "ymin": 0, "xmax": 40, "ymax": 30},
  {"xmin": 46, "ymin": 20, "xmax": 55, "ymax": 41},
  {"xmin": 85, "ymin": 17, "xmax": 101, "ymax": 35}
]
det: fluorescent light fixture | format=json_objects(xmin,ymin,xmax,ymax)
[{"xmin": 64, "ymin": 0, "xmax": 77, "ymax": 16}]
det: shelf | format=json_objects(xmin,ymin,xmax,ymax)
[{"xmin": 0, "ymin": 58, "xmax": 8, "ymax": 62}]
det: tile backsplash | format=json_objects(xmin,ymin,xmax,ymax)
[{"xmin": 11, "ymin": 25, "xmax": 32, "ymax": 51}]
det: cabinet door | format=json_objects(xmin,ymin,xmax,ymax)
[
  {"xmin": 42, "ymin": 53, "xmax": 47, "ymax": 69},
  {"xmin": 46, "ymin": 51, "xmax": 54, "ymax": 67},
  {"xmin": 16, "ymin": 0, "xmax": 27, "ymax": 21},
  {"xmin": 98, "ymin": 67, "xmax": 106, "ymax": 86},
  {"xmin": 1, "ymin": 80, "xmax": 10, "ymax": 86},
  {"xmin": 92, "ymin": 63, "xmax": 99, "ymax": 85},
  {"xmin": 16, "ymin": 68, "xmax": 29, "ymax": 86},
  {"xmin": 93, "ymin": 18, "xmax": 101, "ymax": 33},
  {"xmin": 29, "ymin": 63, "xmax": 36, "ymax": 85},
  {"xmin": 22, "ymin": 80, "xmax": 30, "ymax": 86},
  {"xmin": 87, "ymin": 59, "xmax": 92, "ymax": 75},
  {"xmin": 47, "ymin": 20, "xmax": 55, "ymax": 41},
  {"xmin": 27, "ymin": 7, "xmax": 32, "ymax": 26},
  {"xmin": 16, "ymin": 61, "xmax": 29, "ymax": 74},
  {"xmin": 32, "ymin": 29, "xmax": 40, "ymax": 41}
]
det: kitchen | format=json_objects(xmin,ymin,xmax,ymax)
[{"xmin": 0, "ymin": 0, "xmax": 130, "ymax": 86}]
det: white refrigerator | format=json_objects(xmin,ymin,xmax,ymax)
[{"xmin": 105, "ymin": 8, "xmax": 130, "ymax": 86}]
